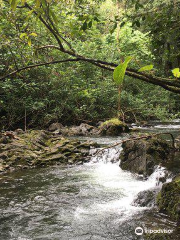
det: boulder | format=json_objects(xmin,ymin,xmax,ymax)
[
  {"xmin": 67, "ymin": 123, "xmax": 98, "ymax": 136},
  {"xmin": 99, "ymin": 118, "xmax": 129, "ymax": 136},
  {"xmin": 120, "ymin": 137, "xmax": 172, "ymax": 176},
  {"xmin": 157, "ymin": 175, "xmax": 180, "ymax": 223},
  {"xmin": 48, "ymin": 122, "xmax": 64, "ymax": 132}
]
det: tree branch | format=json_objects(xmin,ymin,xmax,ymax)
[
  {"xmin": 36, "ymin": 45, "xmax": 180, "ymax": 90},
  {"xmin": 2, "ymin": 1, "xmax": 180, "ymax": 94},
  {"xmin": 94, "ymin": 132, "xmax": 176, "ymax": 156},
  {"xmin": 0, "ymin": 58, "xmax": 80, "ymax": 80}
]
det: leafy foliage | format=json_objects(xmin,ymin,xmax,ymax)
[{"xmin": 0, "ymin": 0, "xmax": 179, "ymax": 129}]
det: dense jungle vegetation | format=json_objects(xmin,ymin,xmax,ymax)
[{"xmin": 0, "ymin": 0, "xmax": 180, "ymax": 130}]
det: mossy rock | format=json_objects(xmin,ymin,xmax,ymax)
[
  {"xmin": 120, "ymin": 136, "xmax": 172, "ymax": 176},
  {"xmin": 0, "ymin": 130, "xmax": 99, "ymax": 173},
  {"xmin": 99, "ymin": 118, "xmax": 129, "ymax": 136},
  {"xmin": 157, "ymin": 176, "xmax": 180, "ymax": 222}
]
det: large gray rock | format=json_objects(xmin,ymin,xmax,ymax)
[
  {"xmin": 120, "ymin": 137, "xmax": 172, "ymax": 176},
  {"xmin": 48, "ymin": 122, "xmax": 64, "ymax": 132},
  {"xmin": 67, "ymin": 123, "xmax": 98, "ymax": 136}
]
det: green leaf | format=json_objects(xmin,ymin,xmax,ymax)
[
  {"xmin": 35, "ymin": 0, "xmax": 41, "ymax": 8},
  {"xmin": 27, "ymin": 37, "xmax": 31, "ymax": 46},
  {"xmin": 88, "ymin": 20, "xmax": 92, "ymax": 28},
  {"xmin": 138, "ymin": 64, "xmax": 154, "ymax": 72},
  {"xmin": 20, "ymin": 33, "xmax": 27, "ymax": 39},
  {"xmin": 113, "ymin": 57, "xmax": 132, "ymax": 85},
  {"xmin": 172, "ymin": 68, "xmax": 180, "ymax": 78},
  {"xmin": 120, "ymin": 21, "xmax": 125, "ymax": 28},
  {"xmin": 21, "ymin": 0, "xmax": 26, "ymax": 5},
  {"xmin": 10, "ymin": 0, "xmax": 18, "ymax": 11},
  {"xmin": 81, "ymin": 21, "xmax": 87, "ymax": 31},
  {"xmin": 30, "ymin": 32, "xmax": 37, "ymax": 37}
]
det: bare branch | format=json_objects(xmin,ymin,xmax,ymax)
[
  {"xmin": 0, "ymin": 58, "xmax": 80, "ymax": 81},
  {"xmin": 94, "ymin": 132, "xmax": 176, "ymax": 156}
]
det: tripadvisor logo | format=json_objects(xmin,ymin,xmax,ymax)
[
  {"xmin": 135, "ymin": 226, "xmax": 173, "ymax": 235},
  {"xmin": 135, "ymin": 227, "xmax": 143, "ymax": 235}
]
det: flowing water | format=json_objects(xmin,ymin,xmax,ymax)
[{"xmin": 0, "ymin": 124, "xmax": 179, "ymax": 240}]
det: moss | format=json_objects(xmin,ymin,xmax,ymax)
[
  {"xmin": 99, "ymin": 118, "xmax": 129, "ymax": 136},
  {"xmin": 174, "ymin": 175, "xmax": 180, "ymax": 186},
  {"xmin": 157, "ymin": 180, "xmax": 180, "ymax": 221},
  {"xmin": 0, "ymin": 130, "xmax": 96, "ymax": 173},
  {"xmin": 100, "ymin": 118, "xmax": 126, "ymax": 127}
]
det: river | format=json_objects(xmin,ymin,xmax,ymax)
[{"xmin": 0, "ymin": 122, "xmax": 179, "ymax": 240}]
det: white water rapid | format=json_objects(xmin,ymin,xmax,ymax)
[{"xmin": 0, "ymin": 136, "xmax": 175, "ymax": 240}]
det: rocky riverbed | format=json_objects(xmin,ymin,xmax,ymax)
[
  {"xmin": 0, "ymin": 122, "xmax": 180, "ymax": 239},
  {"xmin": 0, "ymin": 130, "xmax": 99, "ymax": 174}
]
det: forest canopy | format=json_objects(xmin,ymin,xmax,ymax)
[{"xmin": 0, "ymin": 0, "xmax": 180, "ymax": 129}]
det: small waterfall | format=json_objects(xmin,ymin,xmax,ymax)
[
  {"xmin": 88, "ymin": 145, "xmax": 172, "ymax": 213},
  {"xmin": 90, "ymin": 145, "xmax": 122, "ymax": 164},
  {"xmin": 146, "ymin": 165, "xmax": 171, "ymax": 187}
]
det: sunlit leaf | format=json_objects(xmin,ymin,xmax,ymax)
[
  {"xmin": 10, "ymin": 0, "xmax": 18, "ymax": 11},
  {"xmin": 27, "ymin": 37, "xmax": 31, "ymax": 46},
  {"xmin": 138, "ymin": 64, "xmax": 154, "ymax": 72},
  {"xmin": 113, "ymin": 57, "xmax": 132, "ymax": 85},
  {"xmin": 172, "ymin": 68, "xmax": 180, "ymax": 78},
  {"xmin": 30, "ymin": 32, "xmax": 37, "ymax": 37},
  {"xmin": 20, "ymin": 33, "xmax": 27, "ymax": 39}
]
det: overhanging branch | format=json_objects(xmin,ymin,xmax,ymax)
[
  {"xmin": 2, "ymin": 1, "xmax": 180, "ymax": 94},
  {"xmin": 0, "ymin": 58, "xmax": 80, "ymax": 80}
]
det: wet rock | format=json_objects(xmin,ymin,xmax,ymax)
[
  {"xmin": 67, "ymin": 123, "xmax": 98, "ymax": 136},
  {"xmin": 132, "ymin": 189, "xmax": 159, "ymax": 208},
  {"xmin": 99, "ymin": 118, "xmax": 129, "ymax": 136},
  {"xmin": 157, "ymin": 175, "xmax": 180, "ymax": 222},
  {"xmin": 48, "ymin": 122, "xmax": 64, "ymax": 132},
  {"xmin": 120, "ymin": 137, "xmax": 172, "ymax": 176}
]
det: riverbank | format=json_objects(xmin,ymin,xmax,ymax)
[{"xmin": 0, "ymin": 130, "xmax": 99, "ymax": 174}]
